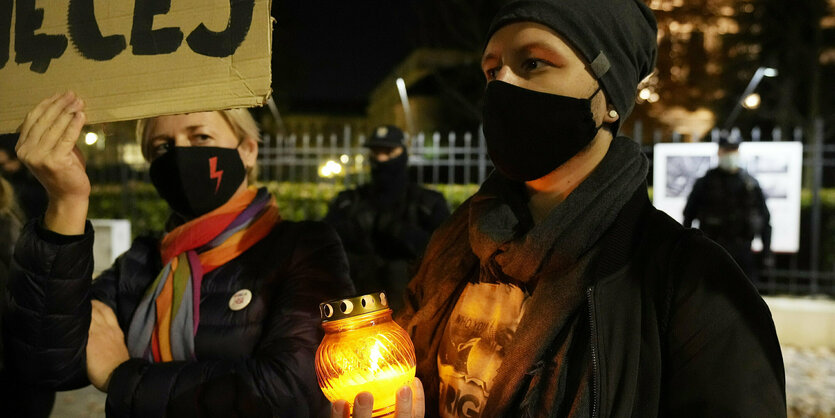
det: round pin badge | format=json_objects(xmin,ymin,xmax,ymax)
[{"xmin": 229, "ymin": 289, "xmax": 252, "ymax": 311}]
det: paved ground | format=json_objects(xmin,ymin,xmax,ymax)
[
  {"xmin": 49, "ymin": 387, "xmax": 105, "ymax": 418},
  {"xmin": 47, "ymin": 346, "xmax": 835, "ymax": 417},
  {"xmin": 784, "ymin": 346, "xmax": 835, "ymax": 417}
]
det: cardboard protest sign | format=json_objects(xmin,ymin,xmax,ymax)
[{"xmin": 0, "ymin": 0, "xmax": 272, "ymax": 134}]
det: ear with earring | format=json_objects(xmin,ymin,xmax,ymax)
[{"xmin": 608, "ymin": 109, "xmax": 619, "ymax": 119}]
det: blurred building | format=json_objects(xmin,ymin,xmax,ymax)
[{"xmin": 633, "ymin": 0, "xmax": 835, "ymax": 139}]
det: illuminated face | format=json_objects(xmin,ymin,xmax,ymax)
[
  {"xmin": 481, "ymin": 21, "xmax": 609, "ymax": 123},
  {"xmin": 369, "ymin": 145, "xmax": 404, "ymax": 163},
  {"xmin": 145, "ymin": 112, "xmax": 258, "ymax": 174}
]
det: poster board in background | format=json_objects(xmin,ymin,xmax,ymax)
[
  {"xmin": 652, "ymin": 142, "xmax": 803, "ymax": 253},
  {"xmin": 0, "ymin": 0, "xmax": 272, "ymax": 134},
  {"xmin": 90, "ymin": 219, "xmax": 131, "ymax": 276}
]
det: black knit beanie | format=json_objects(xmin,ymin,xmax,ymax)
[{"xmin": 485, "ymin": 0, "xmax": 658, "ymax": 133}]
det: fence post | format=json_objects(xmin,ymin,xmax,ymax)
[
  {"xmin": 751, "ymin": 126, "xmax": 761, "ymax": 142},
  {"xmin": 316, "ymin": 133, "xmax": 325, "ymax": 183},
  {"xmin": 302, "ymin": 133, "xmax": 310, "ymax": 182},
  {"xmin": 343, "ymin": 125, "xmax": 351, "ymax": 187},
  {"xmin": 448, "ymin": 132, "xmax": 456, "ymax": 186},
  {"xmin": 464, "ymin": 132, "xmax": 472, "ymax": 184},
  {"xmin": 261, "ymin": 133, "xmax": 270, "ymax": 182},
  {"xmin": 432, "ymin": 132, "xmax": 441, "ymax": 184},
  {"xmin": 280, "ymin": 133, "xmax": 287, "ymax": 182},
  {"xmin": 810, "ymin": 118, "xmax": 824, "ymax": 293},
  {"xmin": 357, "ymin": 134, "xmax": 367, "ymax": 185},
  {"xmin": 329, "ymin": 133, "xmax": 338, "ymax": 188}
]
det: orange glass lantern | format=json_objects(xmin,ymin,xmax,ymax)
[{"xmin": 315, "ymin": 292, "xmax": 416, "ymax": 417}]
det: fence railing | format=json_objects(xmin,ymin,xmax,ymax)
[
  {"xmin": 257, "ymin": 130, "xmax": 494, "ymax": 186},
  {"xmin": 255, "ymin": 122, "xmax": 835, "ymax": 186},
  {"xmin": 86, "ymin": 121, "xmax": 835, "ymax": 296}
]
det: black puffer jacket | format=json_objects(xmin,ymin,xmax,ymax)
[{"xmin": 3, "ymin": 219, "xmax": 354, "ymax": 417}]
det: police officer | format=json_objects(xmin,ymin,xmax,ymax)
[
  {"xmin": 324, "ymin": 125, "xmax": 449, "ymax": 311},
  {"xmin": 684, "ymin": 134, "xmax": 773, "ymax": 280}
]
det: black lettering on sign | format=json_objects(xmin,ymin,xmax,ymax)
[
  {"xmin": 0, "ymin": 0, "xmax": 11, "ymax": 69},
  {"xmin": 14, "ymin": 0, "xmax": 67, "ymax": 73},
  {"xmin": 186, "ymin": 0, "xmax": 253, "ymax": 58},
  {"xmin": 68, "ymin": 0, "xmax": 126, "ymax": 61},
  {"xmin": 131, "ymin": 0, "xmax": 182, "ymax": 55}
]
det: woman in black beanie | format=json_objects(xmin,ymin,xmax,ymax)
[{"xmin": 333, "ymin": 0, "xmax": 786, "ymax": 416}]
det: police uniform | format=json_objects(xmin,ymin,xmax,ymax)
[
  {"xmin": 324, "ymin": 126, "xmax": 450, "ymax": 311},
  {"xmin": 683, "ymin": 139, "xmax": 772, "ymax": 280}
]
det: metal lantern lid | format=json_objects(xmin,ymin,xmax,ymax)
[{"xmin": 319, "ymin": 291, "xmax": 390, "ymax": 322}]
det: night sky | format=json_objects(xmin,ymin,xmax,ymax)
[{"xmin": 271, "ymin": 1, "xmax": 421, "ymax": 112}]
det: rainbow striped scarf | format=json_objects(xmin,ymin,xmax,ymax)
[{"xmin": 127, "ymin": 186, "xmax": 280, "ymax": 362}]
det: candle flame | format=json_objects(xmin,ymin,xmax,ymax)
[{"xmin": 369, "ymin": 340, "xmax": 386, "ymax": 374}]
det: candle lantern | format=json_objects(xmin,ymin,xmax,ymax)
[{"xmin": 315, "ymin": 292, "xmax": 416, "ymax": 417}]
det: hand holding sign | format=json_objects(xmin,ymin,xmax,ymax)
[{"xmin": 16, "ymin": 92, "xmax": 89, "ymax": 235}]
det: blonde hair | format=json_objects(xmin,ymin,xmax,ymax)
[{"xmin": 136, "ymin": 109, "xmax": 261, "ymax": 183}]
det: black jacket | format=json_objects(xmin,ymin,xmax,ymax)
[
  {"xmin": 683, "ymin": 167, "xmax": 772, "ymax": 249},
  {"xmin": 399, "ymin": 188, "xmax": 786, "ymax": 417},
  {"xmin": 3, "ymin": 219, "xmax": 354, "ymax": 417},
  {"xmin": 1, "ymin": 210, "xmax": 55, "ymax": 418},
  {"xmin": 325, "ymin": 183, "xmax": 449, "ymax": 311}
]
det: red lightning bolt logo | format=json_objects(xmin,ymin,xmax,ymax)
[{"xmin": 208, "ymin": 157, "xmax": 223, "ymax": 194}]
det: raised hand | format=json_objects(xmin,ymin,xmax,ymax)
[
  {"xmin": 16, "ymin": 92, "xmax": 90, "ymax": 234},
  {"xmin": 86, "ymin": 300, "xmax": 130, "ymax": 392}
]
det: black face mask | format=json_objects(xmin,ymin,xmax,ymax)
[
  {"xmin": 370, "ymin": 148, "xmax": 408, "ymax": 199},
  {"xmin": 150, "ymin": 146, "xmax": 247, "ymax": 218},
  {"xmin": 482, "ymin": 80, "xmax": 603, "ymax": 182}
]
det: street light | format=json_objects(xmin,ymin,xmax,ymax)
[
  {"xmin": 722, "ymin": 66, "xmax": 778, "ymax": 130},
  {"xmin": 743, "ymin": 93, "xmax": 761, "ymax": 109},
  {"xmin": 84, "ymin": 132, "xmax": 99, "ymax": 145},
  {"xmin": 395, "ymin": 77, "xmax": 415, "ymax": 138}
]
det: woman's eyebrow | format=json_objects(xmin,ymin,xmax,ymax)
[
  {"xmin": 149, "ymin": 134, "xmax": 172, "ymax": 143},
  {"xmin": 516, "ymin": 42, "xmax": 567, "ymax": 66},
  {"xmin": 481, "ymin": 52, "xmax": 498, "ymax": 68}
]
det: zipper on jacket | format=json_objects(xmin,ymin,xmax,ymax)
[{"xmin": 587, "ymin": 286, "xmax": 600, "ymax": 418}]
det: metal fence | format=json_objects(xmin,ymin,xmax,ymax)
[
  {"xmin": 257, "ymin": 121, "xmax": 835, "ymax": 187},
  {"xmin": 88, "ymin": 121, "xmax": 835, "ymax": 296},
  {"xmin": 257, "ymin": 129, "xmax": 493, "ymax": 186}
]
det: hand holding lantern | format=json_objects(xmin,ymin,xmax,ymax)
[
  {"xmin": 330, "ymin": 379, "xmax": 425, "ymax": 418},
  {"xmin": 316, "ymin": 292, "xmax": 421, "ymax": 417}
]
